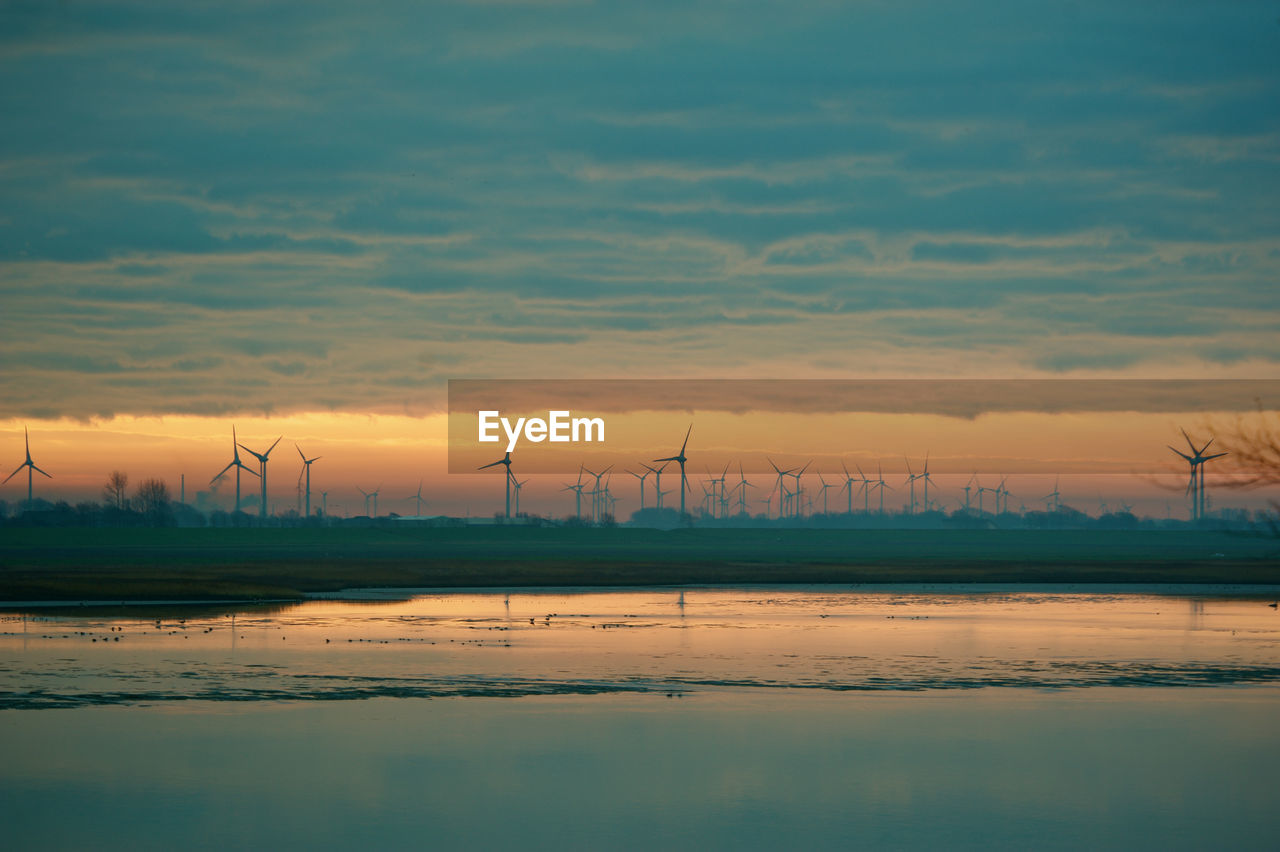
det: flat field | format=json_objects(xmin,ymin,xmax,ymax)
[{"xmin": 0, "ymin": 526, "xmax": 1276, "ymax": 601}]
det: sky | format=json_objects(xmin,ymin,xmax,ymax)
[{"xmin": 1, "ymin": 1, "xmax": 1278, "ymax": 515}]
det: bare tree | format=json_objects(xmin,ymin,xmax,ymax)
[
  {"xmin": 103, "ymin": 470, "xmax": 129, "ymax": 510},
  {"xmin": 1207, "ymin": 407, "xmax": 1280, "ymax": 531},
  {"xmin": 1216, "ymin": 407, "xmax": 1280, "ymax": 489},
  {"xmin": 134, "ymin": 478, "xmax": 171, "ymax": 519}
]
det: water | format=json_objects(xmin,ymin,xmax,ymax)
[
  {"xmin": 2, "ymin": 586, "xmax": 1278, "ymax": 848},
  {"xmin": 2, "ymin": 586, "xmax": 1277, "ymax": 705}
]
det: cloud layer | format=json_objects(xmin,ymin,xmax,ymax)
[{"xmin": 2, "ymin": 0, "xmax": 1279, "ymax": 418}]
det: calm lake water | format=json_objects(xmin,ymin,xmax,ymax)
[{"xmin": 2, "ymin": 586, "xmax": 1278, "ymax": 848}]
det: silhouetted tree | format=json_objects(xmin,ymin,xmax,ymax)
[
  {"xmin": 1212, "ymin": 407, "xmax": 1280, "ymax": 530},
  {"xmin": 103, "ymin": 470, "xmax": 129, "ymax": 510},
  {"xmin": 1217, "ymin": 408, "xmax": 1280, "ymax": 489},
  {"xmin": 134, "ymin": 478, "xmax": 172, "ymax": 524}
]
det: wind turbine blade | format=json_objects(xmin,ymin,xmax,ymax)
[
  {"xmin": 653, "ymin": 456, "xmax": 679, "ymax": 463},
  {"xmin": 237, "ymin": 462, "xmax": 260, "ymax": 478},
  {"xmin": 1181, "ymin": 428, "xmax": 1198, "ymax": 454},
  {"xmin": 237, "ymin": 442, "xmax": 266, "ymax": 462},
  {"xmin": 3, "ymin": 463, "xmax": 26, "ymax": 484},
  {"xmin": 265, "ymin": 436, "xmax": 283, "ymax": 456},
  {"xmin": 679, "ymin": 424, "xmax": 691, "ymax": 455},
  {"xmin": 478, "ymin": 459, "xmax": 506, "ymax": 470},
  {"xmin": 32, "ymin": 464, "xmax": 52, "ymax": 478},
  {"xmin": 296, "ymin": 444, "xmax": 306, "ymax": 461},
  {"xmin": 1167, "ymin": 445, "xmax": 1193, "ymax": 462},
  {"xmin": 1203, "ymin": 451, "xmax": 1229, "ymax": 461},
  {"xmin": 904, "ymin": 456, "xmax": 913, "ymax": 476},
  {"xmin": 211, "ymin": 461, "xmax": 235, "ymax": 483}
]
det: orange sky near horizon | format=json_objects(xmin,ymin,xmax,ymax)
[{"xmin": 1, "ymin": 408, "xmax": 1269, "ymax": 519}]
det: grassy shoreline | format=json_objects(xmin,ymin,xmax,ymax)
[{"xmin": 2, "ymin": 526, "xmax": 1277, "ymax": 602}]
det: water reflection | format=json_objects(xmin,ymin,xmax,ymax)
[
  {"xmin": 1, "ymin": 690, "xmax": 1278, "ymax": 849},
  {"xmin": 1, "ymin": 586, "xmax": 1277, "ymax": 708}
]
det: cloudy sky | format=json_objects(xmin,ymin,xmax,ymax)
[{"xmin": 1, "ymin": 1, "xmax": 1277, "ymax": 510}]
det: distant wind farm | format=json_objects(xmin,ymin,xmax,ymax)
[{"xmin": 0, "ymin": 418, "xmax": 1266, "ymax": 532}]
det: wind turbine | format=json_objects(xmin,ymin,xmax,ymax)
[
  {"xmin": 788, "ymin": 462, "xmax": 811, "ymax": 518},
  {"xmin": 919, "ymin": 454, "xmax": 935, "ymax": 512},
  {"xmin": 904, "ymin": 457, "xmax": 921, "ymax": 514},
  {"xmin": 767, "ymin": 459, "xmax": 794, "ymax": 519},
  {"xmin": 562, "ymin": 468, "xmax": 587, "ymax": 519},
  {"xmin": 976, "ymin": 479, "xmax": 997, "ymax": 516},
  {"xmin": 356, "ymin": 485, "xmax": 381, "ymax": 517},
  {"xmin": 296, "ymin": 444, "xmax": 321, "ymax": 518},
  {"xmin": 839, "ymin": 463, "xmax": 863, "ymax": 515},
  {"xmin": 963, "ymin": 474, "xmax": 976, "ymax": 513},
  {"xmin": 629, "ymin": 468, "xmax": 650, "ymax": 512},
  {"xmin": 478, "ymin": 452, "xmax": 515, "ymax": 518},
  {"xmin": 583, "ymin": 465, "xmax": 612, "ymax": 523},
  {"xmin": 815, "ymin": 471, "xmax": 833, "ymax": 515},
  {"xmin": 406, "ymin": 480, "xmax": 427, "ymax": 516},
  {"xmin": 1042, "ymin": 476, "xmax": 1061, "ymax": 512},
  {"xmin": 238, "ymin": 434, "xmax": 283, "ymax": 519},
  {"xmin": 735, "ymin": 462, "xmax": 755, "ymax": 515},
  {"xmin": 653, "ymin": 425, "xmax": 692, "ymax": 516},
  {"xmin": 711, "ymin": 465, "xmax": 732, "ymax": 516},
  {"xmin": 513, "ymin": 478, "xmax": 529, "ymax": 516},
  {"xmin": 4, "ymin": 426, "xmax": 52, "ymax": 506},
  {"xmin": 212, "ymin": 425, "xmax": 258, "ymax": 513},
  {"xmin": 1168, "ymin": 429, "xmax": 1228, "ymax": 521},
  {"xmin": 602, "ymin": 471, "xmax": 616, "ymax": 520},
  {"xmin": 642, "ymin": 462, "xmax": 668, "ymax": 510},
  {"xmin": 871, "ymin": 463, "xmax": 892, "ymax": 514}
]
